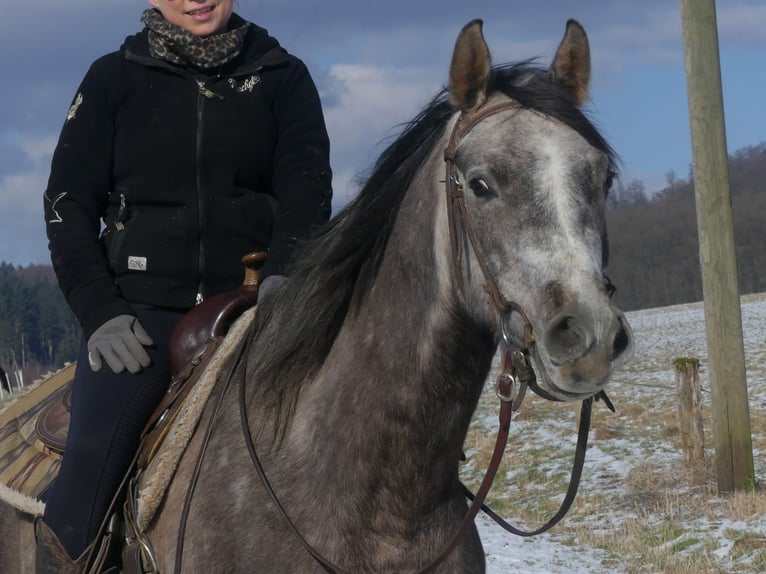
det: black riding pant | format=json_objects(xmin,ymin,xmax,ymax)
[{"xmin": 43, "ymin": 305, "xmax": 185, "ymax": 560}]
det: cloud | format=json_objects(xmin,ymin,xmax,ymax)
[
  {"xmin": 0, "ymin": 172, "xmax": 51, "ymax": 265},
  {"xmin": 0, "ymin": 134, "xmax": 55, "ymax": 265},
  {"xmin": 717, "ymin": 3, "xmax": 766, "ymax": 47},
  {"xmin": 1, "ymin": 0, "xmax": 764, "ymax": 265},
  {"xmin": 322, "ymin": 63, "xmax": 442, "ymax": 207}
]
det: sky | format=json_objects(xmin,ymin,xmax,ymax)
[{"xmin": 1, "ymin": 0, "xmax": 764, "ymax": 267}]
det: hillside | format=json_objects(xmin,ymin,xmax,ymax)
[{"xmin": 606, "ymin": 142, "xmax": 766, "ymax": 311}]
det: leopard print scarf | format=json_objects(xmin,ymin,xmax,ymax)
[{"xmin": 141, "ymin": 8, "xmax": 250, "ymax": 69}]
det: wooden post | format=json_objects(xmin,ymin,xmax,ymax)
[
  {"xmin": 680, "ymin": 0, "xmax": 754, "ymax": 492},
  {"xmin": 673, "ymin": 358, "xmax": 705, "ymax": 465}
]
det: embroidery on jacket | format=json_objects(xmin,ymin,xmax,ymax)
[
  {"xmin": 228, "ymin": 74, "xmax": 261, "ymax": 93},
  {"xmin": 66, "ymin": 93, "xmax": 84, "ymax": 122},
  {"xmin": 44, "ymin": 192, "xmax": 67, "ymax": 224}
]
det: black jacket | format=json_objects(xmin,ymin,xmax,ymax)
[{"xmin": 44, "ymin": 18, "xmax": 332, "ymax": 338}]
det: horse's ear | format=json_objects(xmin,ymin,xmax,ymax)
[
  {"xmin": 449, "ymin": 20, "xmax": 491, "ymax": 112},
  {"xmin": 549, "ymin": 19, "xmax": 591, "ymax": 106}
]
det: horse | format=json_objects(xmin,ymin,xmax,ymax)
[{"xmin": 0, "ymin": 18, "xmax": 633, "ymax": 573}]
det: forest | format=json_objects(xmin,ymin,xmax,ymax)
[
  {"xmin": 1, "ymin": 142, "xmax": 764, "ymax": 383},
  {"xmin": 0, "ymin": 263, "xmax": 79, "ymax": 385},
  {"xmin": 605, "ymin": 141, "xmax": 766, "ymax": 312}
]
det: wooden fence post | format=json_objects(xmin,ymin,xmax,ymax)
[
  {"xmin": 673, "ymin": 358, "xmax": 705, "ymax": 465},
  {"xmin": 680, "ymin": 0, "xmax": 754, "ymax": 492}
]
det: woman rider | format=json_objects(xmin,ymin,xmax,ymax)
[{"xmin": 39, "ymin": 1, "xmax": 332, "ymax": 570}]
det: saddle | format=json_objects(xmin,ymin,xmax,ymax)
[
  {"xmin": 137, "ymin": 252, "xmax": 264, "ymax": 465},
  {"xmin": 35, "ymin": 384, "xmax": 72, "ymax": 455}
]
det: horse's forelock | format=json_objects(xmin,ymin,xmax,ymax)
[{"xmin": 491, "ymin": 63, "xmax": 616, "ymax": 167}]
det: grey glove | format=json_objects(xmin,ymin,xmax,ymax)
[{"xmin": 87, "ymin": 314, "xmax": 153, "ymax": 374}]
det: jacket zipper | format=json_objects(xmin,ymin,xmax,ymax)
[
  {"xmin": 194, "ymin": 79, "xmax": 225, "ymax": 304},
  {"xmin": 115, "ymin": 193, "xmax": 128, "ymax": 231},
  {"xmin": 124, "ymin": 50, "xmax": 275, "ymax": 305}
]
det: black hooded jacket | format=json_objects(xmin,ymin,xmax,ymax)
[{"xmin": 44, "ymin": 17, "xmax": 332, "ymax": 338}]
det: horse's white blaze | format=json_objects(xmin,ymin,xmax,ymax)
[{"xmin": 532, "ymin": 127, "xmax": 601, "ymax": 282}]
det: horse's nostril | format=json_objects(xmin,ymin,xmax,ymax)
[
  {"xmin": 545, "ymin": 314, "xmax": 589, "ymax": 364},
  {"xmin": 557, "ymin": 317, "xmax": 584, "ymax": 350},
  {"xmin": 612, "ymin": 320, "xmax": 631, "ymax": 359}
]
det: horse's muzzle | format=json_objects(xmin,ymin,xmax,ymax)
[{"xmin": 542, "ymin": 303, "xmax": 634, "ymax": 389}]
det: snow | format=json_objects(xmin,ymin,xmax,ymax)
[{"xmin": 480, "ymin": 514, "xmax": 614, "ymax": 573}]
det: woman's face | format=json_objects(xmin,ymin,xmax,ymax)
[{"xmin": 147, "ymin": 0, "xmax": 234, "ymax": 37}]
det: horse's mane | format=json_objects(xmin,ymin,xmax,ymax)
[{"xmin": 248, "ymin": 62, "xmax": 615, "ymax": 434}]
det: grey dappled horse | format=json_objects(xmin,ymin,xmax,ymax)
[{"xmin": 0, "ymin": 19, "xmax": 633, "ymax": 573}]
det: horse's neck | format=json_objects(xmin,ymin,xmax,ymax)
[{"xmin": 287, "ymin": 162, "xmax": 496, "ymax": 506}]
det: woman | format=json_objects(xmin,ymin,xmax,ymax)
[{"xmin": 39, "ymin": 1, "xmax": 332, "ymax": 570}]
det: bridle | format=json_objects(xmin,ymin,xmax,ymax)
[
  {"xmin": 178, "ymin": 101, "xmax": 613, "ymax": 574},
  {"xmin": 443, "ymin": 100, "xmax": 583, "ymax": 403},
  {"xmin": 443, "ymin": 100, "xmax": 523, "ymax": 317},
  {"xmin": 441, "ymin": 100, "xmax": 613, "ymax": 537}
]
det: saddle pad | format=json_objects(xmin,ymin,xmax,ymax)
[{"xmin": 0, "ymin": 363, "xmax": 76, "ymax": 515}]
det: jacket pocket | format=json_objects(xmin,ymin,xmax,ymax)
[{"xmin": 102, "ymin": 193, "xmax": 131, "ymax": 270}]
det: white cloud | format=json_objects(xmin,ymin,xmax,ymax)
[
  {"xmin": 0, "ymin": 134, "xmax": 55, "ymax": 265},
  {"xmin": 0, "ymin": 171, "xmax": 51, "ymax": 265},
  {"xmin": 18, "ymin": 136, "xmax": 58, "ymax": 164},
  {"xmin": 2, "ymin": 0, "xmax": 764, "ymax": 263},
  {"xmin": 323, "ymin": 63, "xmax": 442, "ymax": 207}
]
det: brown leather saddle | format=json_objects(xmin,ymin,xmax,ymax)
[
  {"xmin": 32, "ymin": 252, "xmax": 266, "ymax": 461},
  {"xmin": 35, "ymin": 385, "xmax": 72, "ymax": 455}
]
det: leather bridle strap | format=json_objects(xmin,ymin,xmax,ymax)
[
  {"xmin": 416, "ymin": 345, "xmax": 527, "ymax": 573},
  {"xmin": 173, "ymin": 330, "xmax": 253, "ymax": 574},
  {"xmin": 443, "ymin": 101, "xmax": 522, "ymax": 315},
  {"xmin": 239, "ymin": 346, "xmax": 345, "ymax": 574},
  {"xmin": 442, "ymin": 100, "xmax": 601, "ymax": 539}
]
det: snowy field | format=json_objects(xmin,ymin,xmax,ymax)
[{"xmin": 474, "ymin": 293, "xmax": 766, "ymax": 574}]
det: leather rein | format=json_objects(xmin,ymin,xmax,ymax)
[{"xmin": 180, "ymin": 102, "xmax": 611, "ymax": 574}]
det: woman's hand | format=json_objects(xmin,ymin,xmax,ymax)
[{"xmin": 87, "ymin": 315, "xmax": 154, "ymax": 374}]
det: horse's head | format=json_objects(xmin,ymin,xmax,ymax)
[{"xmin": 444, "ymin": 20, "xmax": 634, "ymax": 401}]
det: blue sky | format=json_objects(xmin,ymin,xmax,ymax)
[{"xmin": 1, "ymin": 0, "xmax": 764, "ymax": 266}]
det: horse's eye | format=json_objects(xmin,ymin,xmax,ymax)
[
  {"xmin": 605, "ymin": 169, "xmax": 616, "ymax": 192},
  {"xmin": 469, "ymin": 178, "xmax": 492, "ymax": 198}
]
